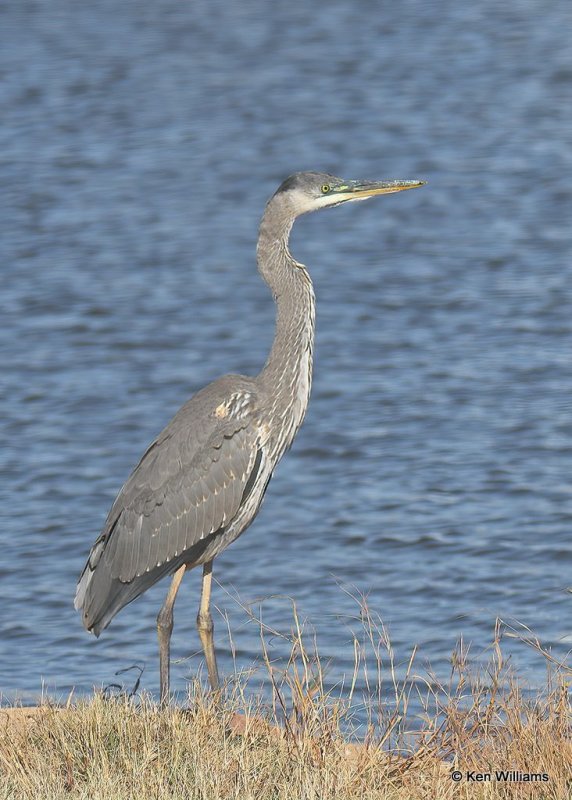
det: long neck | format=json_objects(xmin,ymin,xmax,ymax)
[{"xmin": 257, "ymin": 200, "xmax": 315, "ymax": 454}]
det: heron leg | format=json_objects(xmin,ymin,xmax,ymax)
[
  {"xmin": 196, "ymin": 560, "xmax": 220, "ymax": 691},
  {"xmin": 157, "ymin": 563, "xmax": 187, "ymax": 707}
]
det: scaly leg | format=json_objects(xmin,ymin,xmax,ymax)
[
  {"xmin": 196, "ymin": 560, "xmax": 220, "ymax": 690},
  {"xmin": 157, "ymin": 563, "xmax": 187, "ymax": 707}
]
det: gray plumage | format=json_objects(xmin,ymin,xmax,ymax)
[
  {"xmin": 75, "ymin": 171, "xmax": 425, "ymax": 697},
  {"xmin": 76, "ymin": 375, "xmax": 266, "ymax": 634}
]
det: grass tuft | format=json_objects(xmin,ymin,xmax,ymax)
[{"xmin": 1, "ymin": 601, "xmax": 570, "ymax": 799}]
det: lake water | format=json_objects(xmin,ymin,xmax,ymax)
[{"xmin": 1, "ymin": 0, "xmax": 571, "ymax": 716}]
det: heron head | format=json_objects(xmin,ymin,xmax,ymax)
[{"xmin": 273, "ymin": 171, "xmax": 426, "ymax": 216}]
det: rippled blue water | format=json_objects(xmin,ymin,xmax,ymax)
[{"xmin": 1, "ymin": 0, "xmax": 571, "ymax": 712}]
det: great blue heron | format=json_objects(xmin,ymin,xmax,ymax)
[{"xmin": 75, "ymin": 171, "xmax": 425, "ymax": 705}]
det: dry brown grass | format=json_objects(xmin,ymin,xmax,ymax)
[{"xmin": 0, "ymin": 602, "xmax": 570, "ymax": 800}]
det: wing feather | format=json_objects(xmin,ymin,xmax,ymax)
[
  {"xmin": 131, "ymin": 514, "xmax": 144, "ymax": 577},
  {"xmin": 110, "ymin": 415, "xmax": 264, "ymax": 580},
  {"xmin": 148, "ymin": 526, "xmax": 161, "ymax": 572},
  {"xmin": 77, "ymin": 377, "xmax": 268, "ymax": 632}
]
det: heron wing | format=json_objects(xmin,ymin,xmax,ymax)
[{"xmin": 83, "ymin": 377, "xmax": 263, "ymax": 578}]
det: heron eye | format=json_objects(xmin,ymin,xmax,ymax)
[{"xmin": 321, "ymin": 184, "xmax": 331, "ymax": 194}]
